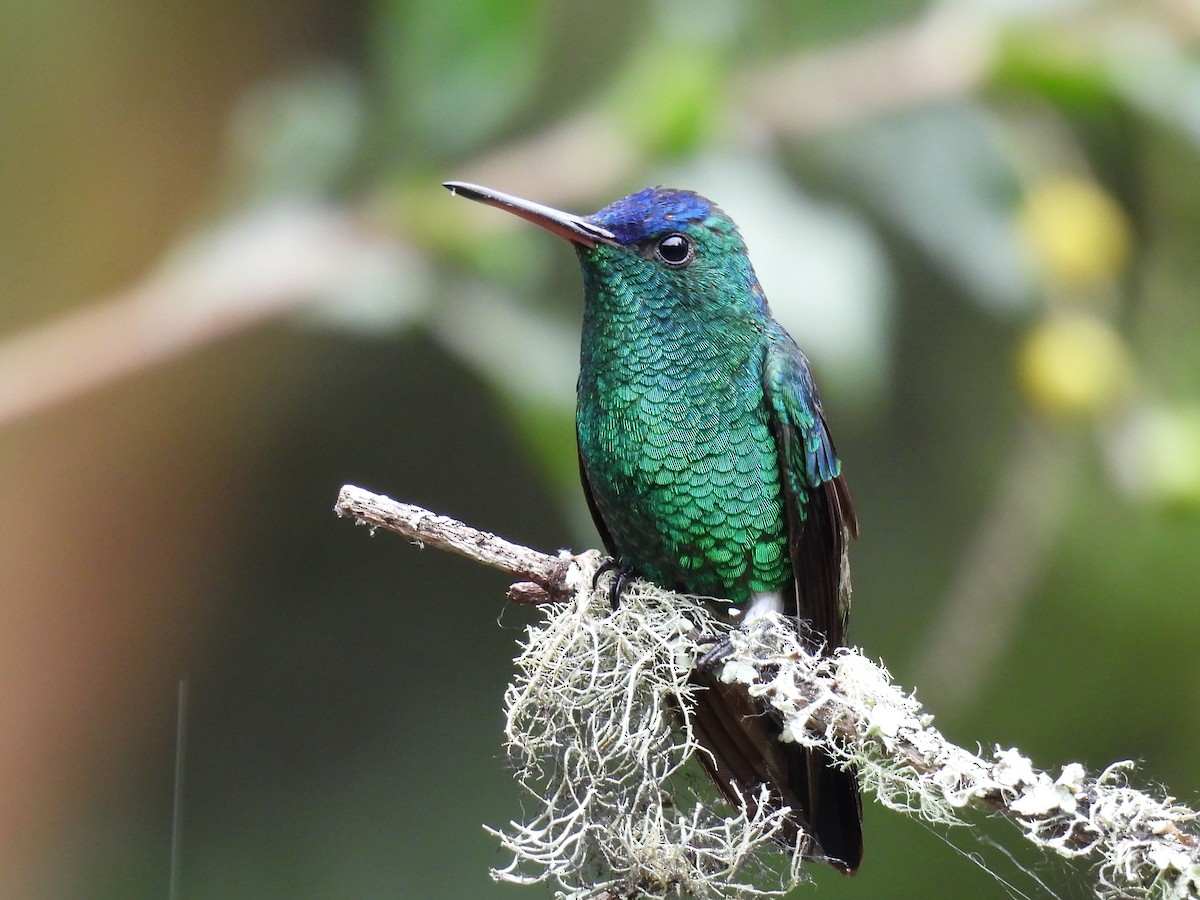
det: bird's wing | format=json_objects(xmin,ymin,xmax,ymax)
[
  {"xmin": 762, "ymin": 336, "xmax": 857, "ymax": 650},
  {"xmin": 706, "ymin": 337, "xmax": 864, "ymax": 872}
]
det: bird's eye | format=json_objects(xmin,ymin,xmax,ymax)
[{"xmin": 654, "ymin": 233, "xmax": 694, "ymax": 267}]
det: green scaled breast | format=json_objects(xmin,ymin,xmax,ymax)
[{"xmin": 575, "ymin": 235, "xmax": 790, "ymax": 605}]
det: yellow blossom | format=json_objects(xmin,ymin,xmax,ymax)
[
  {"xmin": 1019, "ymin": 178, "xmax": 1131, "ymax": 289},
  {"xmin": 1018, "ymin": 312, "xmax": 1132, "ymax": 416}
]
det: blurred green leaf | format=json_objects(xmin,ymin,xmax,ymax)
[
  {"xmin": 224, "ymin": 65, "xmax": 365, "ymax": 206},
  {"xmin": 1113, "ymin": 53, "xmax": 1200, "ymax": 149},
  {"xmin": 608, "ymin": 42, "xmax": 725, "ymax": 159},
  {"xmin": 370, "ymin": 0, "xmax": 545, "ymax": 159},
  {"xmin": 813, "ymin": 104, "xmax": 1033, "ymax": 311},
  {"xmin": 991, "ymin": 27, "xmax": 1119, "ymax": 114}
]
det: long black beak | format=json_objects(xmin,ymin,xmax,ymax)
[{"xmin": 443, "ymin": 181, "xmax": 617, "ymax": 249}]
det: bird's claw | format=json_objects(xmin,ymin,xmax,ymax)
[
  {"xmin": 696, "ymin": 633, "xmax": 736, "ymax": 670},
  {"xmin": 593, "ymin": 558, "xmax": 637, "ymax": 610}
]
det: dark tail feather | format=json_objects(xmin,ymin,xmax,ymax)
[
  {"xmin": 689, "ymin": 670, "xmax": 864, "ymax": 874},
  {"xmin": 791, "ymin": 742, "xmax": 863, "ymax": 874}
]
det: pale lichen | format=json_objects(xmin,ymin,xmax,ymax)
[
  {"xmin": 489, "ymin": 553, "xmax": 805, "ymax": 899},
  {"xmin": 488, "ymin": 554, "xmax": 1200, "ymax": 899}
]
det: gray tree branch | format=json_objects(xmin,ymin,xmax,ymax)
[
  {"xmin": 334, "ymin": 484, "xmax": 572, "ymax": 602},
  {"xmin": 334, "ymin": 484, "xmax": 1200, "ymax": 900}
]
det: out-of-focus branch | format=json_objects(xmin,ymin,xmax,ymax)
[
  {"xmin": 737, "ymin": 4, "xmax": 992, "ymax": 138},
  {"xmin": 0, "ymin": 5, "xmax": 994, "ymax": 429},
  {"xmin": 915, "ymin": 421, "xmax": 1083, "ymax": 708},
  {"xmin": 447, "ymin": 5, "xmax": 994, "ymax": 205},
  {"xmin": 335, "ymin": 489, "xmax": 1200, "ymax": 900},
  {"xmin": 0, "ymin": 206, "xmax": 399, "ymax": 426}
]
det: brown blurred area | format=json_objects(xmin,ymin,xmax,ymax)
[{"xmin": 0, "ymin": 3, "xmax": 351, "ymax": 893}]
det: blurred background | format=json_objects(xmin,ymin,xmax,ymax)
[{"xmin": 2, "ymin": 0, "xmax": 1198, "ymax": 897}]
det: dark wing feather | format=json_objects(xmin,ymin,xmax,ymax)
[
  {"xmin": 762, "ymin": 340, "xmax": 856, "ymax": 649},
  {"xmin": 760, "ymin": 335, "xmax": 864, "ymax": 873}
]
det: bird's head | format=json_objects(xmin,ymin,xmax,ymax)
[{"xmin": 444, "ymin": 181, "xmax": 769, "ymax": 320}]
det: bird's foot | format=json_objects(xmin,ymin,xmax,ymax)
[
  {"xmin": 592, "ymin": 558, "xmax": 637, "ymax": 611},
  {"xmin": 695, "ymin": 633, "xmax": 736, "ymax": 670}
]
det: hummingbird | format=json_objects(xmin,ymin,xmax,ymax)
[{"xmin": 444, "ymin": 180, "xmax": 863, "ymax": 874}]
